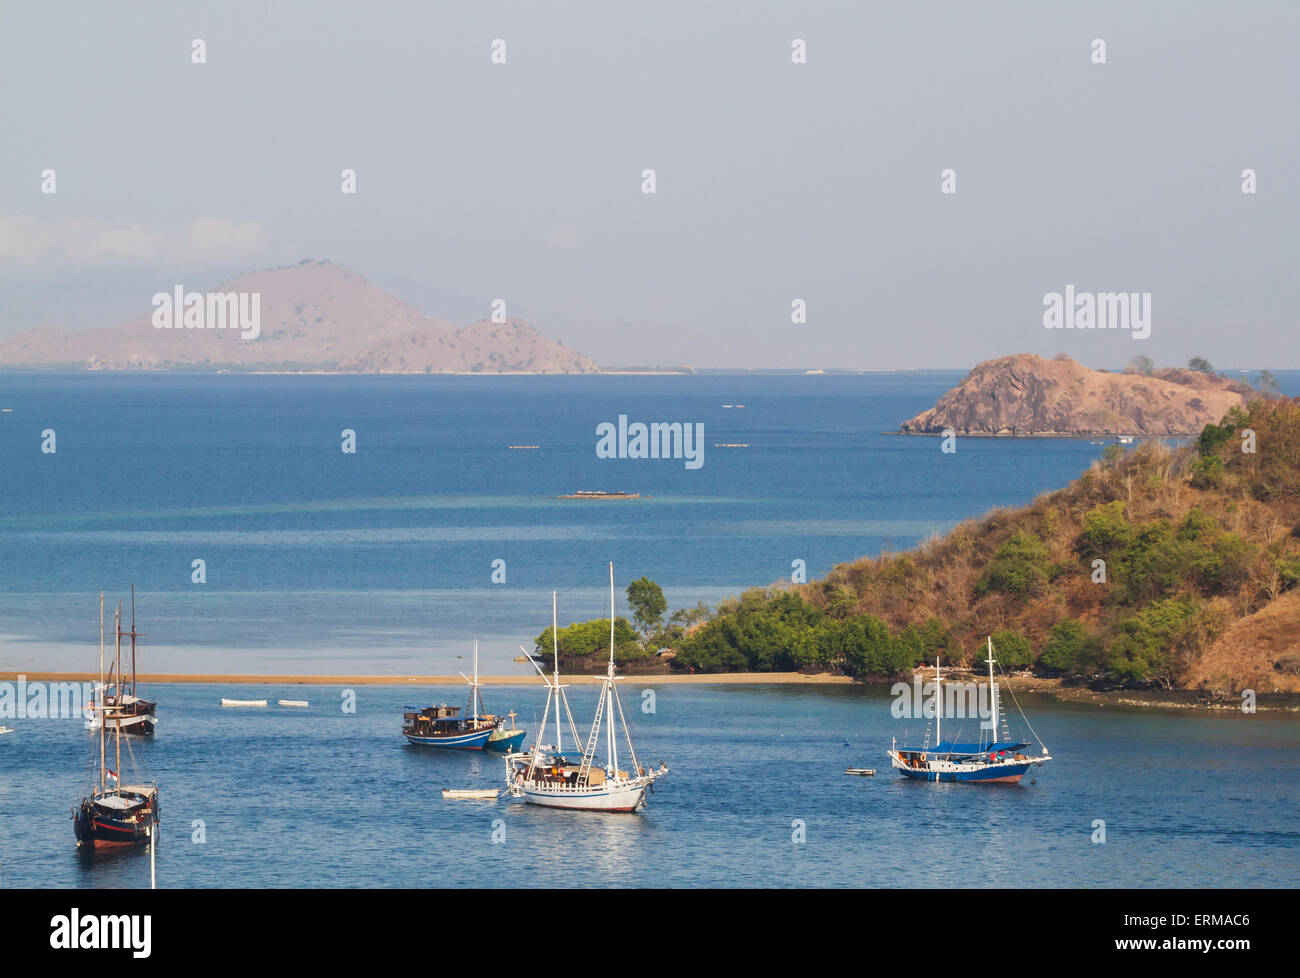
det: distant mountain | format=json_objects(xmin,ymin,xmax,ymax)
[
  {"xmin": 0, "ymin": 260, "xmax": 599, "ymax": 373},
  {"xmin": 341, "ymin": 319, "xmax": 597, "ymax": 374},
  {"xmin": 898, "ymin": 353, "xmax": 1254, "ymax": 437}
]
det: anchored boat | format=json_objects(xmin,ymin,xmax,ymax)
[
  {"xmin": 84, "ymin": 584, "xmax": 156, "ymax": 736},
  {"xmin": 888, "ymin": 637, "xmax": 1052, "ymax": 783},
  {"xmin": 74, "ymin": 594, "xmax": 160, "ymax": 849},
  {"xmin": 504, "ymin": 567, "xmax": 668, "ymax": 812},
  {"xmin": 403, "ymin": 639, "xmax": 524, "ymax": 750},
  {"xmin": 485, "ymin": 709, "xmax": 525, "ymax": 753}
]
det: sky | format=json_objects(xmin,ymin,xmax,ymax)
[{"xmin": 1, "ymin": 1, "xmax": 1297, "ymax": 370}]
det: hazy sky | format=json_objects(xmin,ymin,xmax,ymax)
[{"xmin": 1, "ymin": 1, "xmax": 1296, "ymax": 369}]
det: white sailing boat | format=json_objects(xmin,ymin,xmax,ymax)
[{"xmin": 504, "ymin": 565, "xmax": 668, "ymax": 812}]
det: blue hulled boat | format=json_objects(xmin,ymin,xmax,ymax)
[
  {"xmin": 402, "ymin": 640, "xmax": 525, "ymax": 751},
  {"xmin": 888, "ymin": 637, "xmax": 1053, "ymax": 784},
  {"xmin": 402, "ymin": 704, "xmax": 496, "ymax": 749},
  {"xmin": 485, "ymin": 711, "xmax": 526, "ymax": 753}
]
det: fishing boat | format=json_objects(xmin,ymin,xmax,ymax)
[
  {"xmin": 74, "ymin": 594, "xmax": 159, "ymax": 849},
  {"xmin": 402, "ymin": 639, "xmax": 524, "ymax": 750},
  {"xmin": 278, "ymin": 699, "xmax": 309, "ymax": 708},
  {"xmin": 0, "ymin": 726, "xmax": 13, "ymax": 736},
  {"xmin": 85, "ymin": 585, "xmax": 156, "ymax": 736},
  {"xmin": 485, "ymin": 709, "xmax": 525, "ymax": 753},
  {"xmin": 442, "ymin": 788, "xmax": 500, "ymax": 800},
  {"xmin": 221, "ymin": 698, "xmax": 267, "ymax": 707},
  {"xmin": 504, "ymin": 568, "xmax": 668, "ymax": 812},
  {"xmin": 845, "ymin": 768, "xmax": 876, "ymax": 776},
  {"xmin": 887, "ymin": 637, "xmax": 1053, "ymax": 784}
]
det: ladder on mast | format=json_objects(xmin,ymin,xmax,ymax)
[{"xmin": 576, "ymin": 687, "xmax": 607, "ymax": 785}]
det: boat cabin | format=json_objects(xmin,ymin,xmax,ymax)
[
  {"xmin": 897, "ymin": 741, "xmax": 1031, "ymax": 767},
  {"xmin": 403, "ymin": 704, "xmax": 464, "ymax": 736}
]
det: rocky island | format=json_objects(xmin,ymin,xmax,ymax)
[{"xmin": 898, "ymin": 353, "xmax": 1256, "ymax": 437}]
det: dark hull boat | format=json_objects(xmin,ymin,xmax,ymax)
[
  {"xmin": 88, "ymin": 695, "xmax": 157, "ymax": 736},
  {"xmin": 75, "ymin": 593, "xmax": 160, "ymax": 851},
  {"xmin": 402, "ymin": 639, "xmax": 525, "ymax": 751},
  {"xmin": 888, "ymin": 637, "xmax": 1053, "ymax": 785},
  {"xmin": 403, "ymin": 706, "xmax": 496, "ymax": 749},
  {"xmin": 86, "ymin": 584, "xmax": 157, "ymax": 737},
  {"xmin": 892, "ymin": 745, "xmax": 1035, "ymax": 783},
  {"xmin": 74, "ymin": 786, "xmax": 159, "ymax": 849}
]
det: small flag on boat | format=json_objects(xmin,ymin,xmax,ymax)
[{"xmin": 106, "ymin": 768, "xmax": 118, "ymax": 783}]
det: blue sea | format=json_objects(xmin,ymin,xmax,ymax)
[
  {"xmin": 1, "ymin": 371, "xmax": 1298, "ymax": 888},
  {"xmin": 0, "ymin": 369, "xmax": 1224, "ymax": 673},
  {"xmin": 1, "ymin": 682, "xmax": 1297, "ymax": 888}
]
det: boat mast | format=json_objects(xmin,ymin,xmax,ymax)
[
  {"xmin": 98, "ymin": 592, "xmax": 106, "ymax": 792},
  {"xmin": 471, "ymin": 637, "xmax": 480, "ymax": 719},
  {"xmin": 987, "ymin": 635, "xmax": 998, "ymax": 748},
  {"xmin": 607, "ymin": 562, "xmax": 618, "ymax": 774},
  {"xmin": 934, "ymin": 655, "xmax": 941, "ymax": 750},
  {"xmin": 130, "ymin": 582, "xmax": 137, "ymax": 696},
  {"xmin": 114, "ymin": 603, "xmax": 122, "ymax": 796},
  {"xmin": 552, "ymin": 591, "xmax": 561, "ymax": 753}
]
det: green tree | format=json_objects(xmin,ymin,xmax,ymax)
[
  {"xmin": 1106, "ymin": 596, "xmax": 1209, "ymax": 687},
  {"xmin": 1125, "ymin": 355, "xmax": 1154, "ymax": 375},
  {"xmin": 987, "ymin": 629, "xmax": 1034, "ymax": 668},
  {"xmin": 1038, "ymin": 619, "xmax": 1103, "ymax": 675},
  {"xmin": 975, "ymin": 532, "xmax": 1055, "ymax": 599},
  {"xmin": 625, "ymin": 577, "xmax": 667, "ymax": 635},
  {"xmin": 1188, "ymin": 356, "xmax": 1214, "ymax": 374},
  {"xmin": 536, "ymin": 617, "xmax": 641, "ymax": 662}
]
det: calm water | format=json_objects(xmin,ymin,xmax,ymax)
[
  {"xmin": 1, "ymin": 682, "xmax": 1296, "ymax": 888},
  {"xmin": 2, "ymin": 371, "xmax": 1298, "ymax": 888},
  {"xmin": 0, "ymin": 370, "xmax": 1230, "ymax": 673}
]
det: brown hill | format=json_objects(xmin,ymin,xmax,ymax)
[
  {"xmin": 899, "ymin": 353, "xmax": 1251, "ymax": 437},
  {"xmin": 341, "ymin": 319, "xmax": 598, "ymax": 373},
  {"xmin": 1188, "ymin": 588, "xmax": 1300, "ymax": 693},
  {"xmin": 674, "ymin": 395, "xmax": 1300, "ymax": 693},
  {"xmin": 0, "ymin": 260, "xmax": 596, "ymax": 373}
]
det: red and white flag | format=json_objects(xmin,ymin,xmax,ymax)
[{"xmin": 106, "ymin": 768, "xmax": 118, "ymax": 783}]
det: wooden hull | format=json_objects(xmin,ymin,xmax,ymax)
[
  {"xmin": 404, "ymin": 726, "xmax": 494, "ymax": 749},
  {"xmin": 87, "ymin": 703, "xmax": 157, "ymax": 736},
  {"xmin": 73, "ymin": 794, "xmax": 158, "ymax": 849}
]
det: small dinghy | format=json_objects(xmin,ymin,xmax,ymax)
[
  {"xmin": 221, "ymin": 698, "xmax": 268, "ymax": 707},
  {"xmin": 845, "ymin": 768, "xmax": 876, "ymax": 776},
  {"xmin": 442, "ymin": 788, "xmax": 500, "ymax": 800},
  {"xmin": 278, "ymin": 699, "xmax": 309, "ymax": 708},
  {"xmin": 0, "ymin": 725, "xmax": 13, "ymax": 736}
]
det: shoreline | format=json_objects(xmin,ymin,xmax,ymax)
[
  {"xmin": 5, "ymin": 669, "xmax": 1296, "ymax": 712},
  {"xmin": 0, "ymin": 670, "xmax": 852, "ymax": 687}
]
